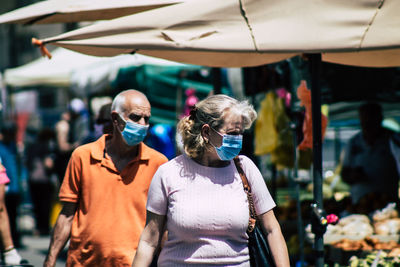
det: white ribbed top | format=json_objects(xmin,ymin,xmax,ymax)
[{"xmin": 147, "ymin": 154, "xmax": 275, "ymax": 267}]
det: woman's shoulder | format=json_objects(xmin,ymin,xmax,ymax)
[
  {"xmin": 237, "ymin": 155, "xmax": 263, "ymax": 182},
  {"xmin": 157, "ymin": 154, "xmax": 186, "ymax": 171},
  {"xmin": 237, "ymin": 155, "xmax": 257, "ymax": 169}
]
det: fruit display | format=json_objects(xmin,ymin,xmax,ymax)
[
  {"xmin": 373, "ymin": 203, "xmax": 400, "ymax": 235},
  {"xmin": 349, "ymin": 250, "xmax": 400, "ymax": 267},
  {"xmin": 332, "ymin": 237, "xmax": 400, "ymax": 251},
  {"xmin": 306, "ymin": 204, "xmax": 400, "ymax": 243},
  {"xmin": 322, "ymin": 204, "xmax": 400, "ymax": 265},
  {"xmin": 305, "ymin": 214, "xmax": 375, "ymax": 242},
  {"xmin": 328, "ymin": 237, "xmax": 400, "ymax": 266}
]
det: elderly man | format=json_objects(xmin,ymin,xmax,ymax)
[{"xmin": 44, "ymin": 90, "xmax": 168, "ymax": 267}]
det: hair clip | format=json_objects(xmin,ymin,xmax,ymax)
[{"xmin": 189, "ymin": 106, "xmax": 197, "ymax": 121}]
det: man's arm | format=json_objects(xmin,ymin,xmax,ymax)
[{"xmin": 43, "ymin": 202, "xmax": 77, "ymax": 267}]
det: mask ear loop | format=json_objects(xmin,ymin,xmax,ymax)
[
  {"xmin": 116, "ymin": 113, "xmax": 128, "ymax": 132},
  {"xmin": 208, "ymin": 126, "xmax": 224, "ymax": 149}
]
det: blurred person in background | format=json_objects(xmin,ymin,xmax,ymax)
[
  {"xmin": 0, "ymin": 160, "xmax": 27, "ymax": 265},
  {"xmin": 0, "ymin": 123, "xmax": 23, "ymax": 249},
  {"xmin": 68, "ymin": 98, "xmax": 90, "ymax": 146},
  {"xmin": 146, "ymin": 124, "xmax": 176, "ymax": 160},
  {"xmin": 95, "ymin": 102, "xmax": 113, "ymax": 136},
  {"xmin": 44, "ymin": 90, "xmax": 168, "ymax": 267},
  {"xmin": 54, "ymin": 99, "xmax": 89, "ymax": 185},
  {"xmin": 54, "ymin": 111, "xmax": 77, "ymax": 185},
  {"xmin": 81, "ymin": 102, "xmax": 113, "ymax": 144},
  {"xmin": 26, "ymin": 128, "xmax": 57, "ymax": 236},
  {"xmin": 341, "ymin": 102, "xmax": 400, "ymax": 214},
  {"xmin": 133, "ymin": 94, "xmax": 289, "ymax": 267}
]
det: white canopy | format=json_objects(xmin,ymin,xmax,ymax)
[
  {"xmin": 4, "ymin": 48, "xmax": 104, "ymax": 87},
  {"xmin": 3, "ymin": 48, "xmax": 184, "ymax": 91}
]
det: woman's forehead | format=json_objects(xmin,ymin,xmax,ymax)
[{"xmin": 221, "ymin": 112, "xmax": 243, "ymax": 129}]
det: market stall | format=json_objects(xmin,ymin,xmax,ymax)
[{"xmin": 26, "ymin": 0, "xmax": 400, "ymax": 266}]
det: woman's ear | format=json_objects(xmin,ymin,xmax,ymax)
[{"xmin": 201, "ymin": 124, "xmax": 211, "ymax": 144}]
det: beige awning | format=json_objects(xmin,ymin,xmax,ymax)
[
  {"xmin": 0, "ymin": 0, "xmax": 182, "ymax": 25},
  {"xmin": 36, "ymin": 0, "xmax": 400, "ymax": 67}
]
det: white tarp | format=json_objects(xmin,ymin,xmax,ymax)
[
  {"xmin": 3, "ymin": 48, "xmax": 184, "ymax": 92},
  {"xmin": 4, "ymin": 48, "xmax": 102, "ymax": 87}
]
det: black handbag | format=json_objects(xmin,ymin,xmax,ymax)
[{"xmin": 234, "ymin": 157, "xmax": 276, "ymax": 267}]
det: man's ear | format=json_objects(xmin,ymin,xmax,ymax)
[
  {"xmin": 201, "ymin": 124, "xmax": 210, "ymax": 143},
  {"xmin": 111, "ymin": 112, "xmax": 121, "ymax": 126}
]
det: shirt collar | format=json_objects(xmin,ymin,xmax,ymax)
[
  {"xmin": 91, "ymin": 135, "xmax": 151, "ymax": 162},
  {"xmin": 90, "ymin": 134, "xmax": 108, "ymax": 161}
]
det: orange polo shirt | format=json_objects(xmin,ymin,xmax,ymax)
[{"xmin": 59, "ymin": 135, "xmax": 168, "ymax": 267}]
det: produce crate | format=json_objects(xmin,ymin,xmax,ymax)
[
  {"xmin": 326, "ymin": 246, "xmax": 370, "ymax": 266},
  {"xmin": 324, "ymin": 234, "xmax": 400, "ymax": 244}
]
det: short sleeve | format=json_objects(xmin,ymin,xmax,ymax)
[
  {"xmin": 146, "ymin": 166, "xmax": 168, "ymax": 215},
  {"xmin": 59, "ymin": 149, "xmax": 82, "ymax": 203},
  {"xmin": 240, "ymin": 156, "xmax": 276, "ymax": 215}
]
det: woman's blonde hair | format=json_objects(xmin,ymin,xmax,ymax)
[{"xmin": 177, "ymin": 94, "xmax": 257, "ymax": 158}]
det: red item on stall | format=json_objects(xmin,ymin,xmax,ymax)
[{"xmin": 296, "ymin": 80, "xmax": 328, "ymax": 150}]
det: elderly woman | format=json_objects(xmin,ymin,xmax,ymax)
[{"xmin": 133, "ymin": 94, "xmax": 289, "ymax": 267}]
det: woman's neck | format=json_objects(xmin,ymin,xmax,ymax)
[{"xmin": 192, "ymin": 153, "xmax": 230, "ymax": 168}]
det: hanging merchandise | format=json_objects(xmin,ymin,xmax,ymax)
[
  {"xmin": 298, "ymin": 149, "xmax": 313, "ymax": 170},
  {"xmin": 255, "ymin": 91, "xmax": 294, "ymax": 168},
  {"xmin": 182, "ymin": 88, "xmax": 199, "ymax": 118},
  {"xmin": 255, "ymin": 92, "xmax": 278, "ymax": 155},
  {"xmin": 296, "ymin": 80, "xmax": 328, "ymax": 150},
  {"xmin": 270, "ymin": 93, "xmax": 294, "ymax": 168}
]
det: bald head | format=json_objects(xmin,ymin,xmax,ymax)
[
  {"xmin": 111, "ymin": 89, "xmax": 151, "ymax": 125},
  {"xmin": 112, "ymin": 90, "xmax": 149, "ymax": 113}
]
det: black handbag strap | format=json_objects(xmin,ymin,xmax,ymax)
[{"xmin": 234, "ymin": 156, "xmax": 257, "ymax": 233}]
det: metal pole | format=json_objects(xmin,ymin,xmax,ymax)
[
  {"xmin": 334, "ymin": 127, "xmax": 341, "ymax": 166},
  {"xmin": 309, "ymin": 54, "xmax": 324, "ymax": 267},
  {"xmin": 212, "ymin": 68, "xmax": 222, "ymax": 94},
  {"xmin": 291, "ymin": 120, "xmax": 305, "ymax": 267}
]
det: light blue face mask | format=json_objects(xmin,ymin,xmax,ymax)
[
  {"xmin": 211, "ymin": 128, "xmax": 243, "ymax": 161},
  {"xmin": 119, "ymin": 115, "xmax": 149, "ymax": 146}
]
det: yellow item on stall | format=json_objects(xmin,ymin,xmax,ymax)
[
  {"xmin": 254, "ymin": 92, "xmax": 278, "ymax": 155},
  {"xmin": 255, "ymin": 91, "xmax": 294, "ymax": 169}
]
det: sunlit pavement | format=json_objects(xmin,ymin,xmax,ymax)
[{"xmin": 18, "ymin": 235, "xmax": 67, "ymax": 267}]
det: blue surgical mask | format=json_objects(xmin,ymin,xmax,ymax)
[
  {"xmin": 119, "ymin": 115, "xmax": 149, "ymax": 146},
  {"xmin": 211, "ymin": 128, "xmax": 243, "ymax": 161}
]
